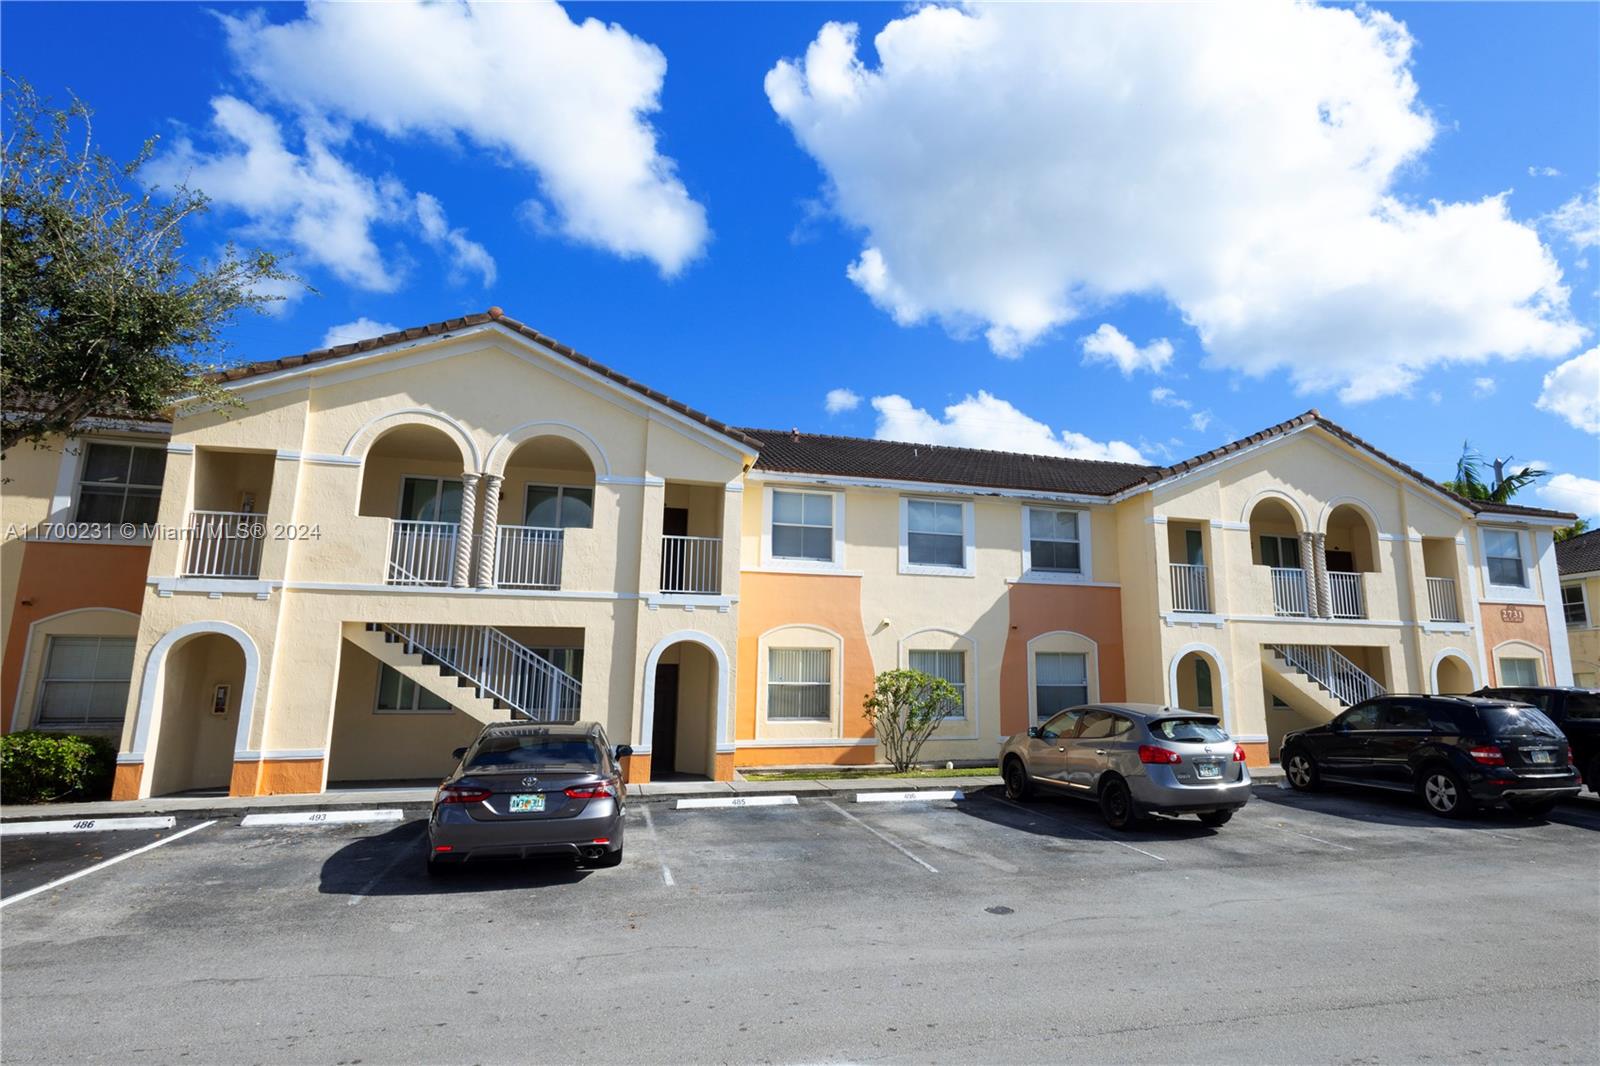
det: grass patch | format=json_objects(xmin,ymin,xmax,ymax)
[{"xmin": 742, "ymin": 765, "xmax": 999, "ymax": 782}]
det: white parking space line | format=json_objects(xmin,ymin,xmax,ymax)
[
  {"xmin": 822, "ymin": 800, "xmax": 938, "ymax": 873},
  {"xmin": 982, "ymin": 794, "xmax": 1166, "ymax": 863},
  {"xmin": 640, "ymin": 805, "xmax": 675, "ymax": 886},
  {"xmin": 675, "ymin": 795, "xmax": 798, "ymax": 810},
  {"xmin": 0, "ymin": 820, "xmax": 217, "ymax": 909},
  {"xmin": 348, "ymin": 826, "xmax": 424, "ymax": 906},
  {"xmin": 240, "ymin": 809, "xmax": 404, "ymax": 828},
  {"xmin": 1266, "ymin": 824, "xmax": 1357, "ymax": 851},
  {"xmin": 856, "ymin": 790, "xmax": 965, "ymax": 804},
  {"xmin": 1, "ymin": 816, "xmax": 176, "ymax": 837}
]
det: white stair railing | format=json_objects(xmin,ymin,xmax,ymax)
[
  {"xmin": 1328, "ymin": 571, "xmax": 1366, "ymax": 619},
  {"xmin": 1426, "ymin": 577, "xmax": 1462, "ymax": 623},
  {"xmin": 378, "ymin": 623, "xmax": 581, "ymax": 722},
  {"xmin": 496, "ymin": 525, "xmax": 564, "ymax": 589},
  {"xmin": 1270, "ymin": 643, "xmax": 1385, "ymax": 708},
  {"xmin": 387, "ymin": 520, "xmax": 459, "ymax": 586},
  {"xmin": 183, "ymin": 510, "xmax": 266, "ymax": 578},
  {"xmin": 661, "ymin": 534, "xmax": 722, "ymax": 594},
  {"xmin": 1169, "ymin": 563, "xmax": 1211, "ymax": 613},
  {"xmin": 1270, "ymin": 567, "xmax": 1309, "ymax": 617}
]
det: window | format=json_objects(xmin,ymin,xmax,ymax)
[
  {"xmin": 375, "ymin": 663, "xmax": 453, "ymax": 713},
  {"xmin": 1149, "ymin": 717, "xmax": 1229, "ymax": 743},
  {"xmin": 1338, "ymin": 703, "xmax": 1380, "ymax": 731},
  {"xmin": 35, "ymin": 636, "xmax": 134, "ymax": 731},
  {"xmin": 525, "ymin": 485, "xmax": 594, "ymax": 529},
  {"xmin": 909, "ymin": 649, "xmax": 966, "ymax": 719},
  {"xmin": 75, "ymin": 443, "xmax": 166, "ymax": 525},
  {"xmin": 1034, "ymin": 652, "xmax": 1088, "ymax": 721},
  {"xmin": 1565, "ymin": 693, "xmax": 1600, "ymax": 720},
  {"xmin": 767, "ymin": 648, "xmax": 831, "ymax": 720},
  {"xmin": 1194, "ymin": 658, "xmax": 1214, "ymax": 710},
  {"xmin": 1026, "ymin": 508, "xmax": 1082, "ymax": 573},
  {"xmin": 906, "ymin": 499, "xmax": 967, "ymax": 569},
  {"xmin": 1077, "ymin": 710, "xmax": 1132, "ymax": 739},
  {"xmin": 1563, "ymin": 585, "xmax": 1589, "ymax": 627},
  {"xmin": 1379, "ymin": 701, "xmax": 1430, "ymax": 731},
  {"xmin": 466, "ymin": 736, "xmax": 598, "ymax": 770},
  {"xmin": 1498, "ymin": 657, "xmax": 1540, "ymax": 686},
  {"xmin": 1259, "ymin": 535, "xmax": 1301, "ymax": 569},
  {"xmin": 1038, "ymin": 709, "xmax": 1083, "ymax": 740},
  {"xmin": 1483, "ymin": 529, "xmax": 1526, "ymax": 588},
  {"xmin": 399, "ymin": 476, "xmax": 463, "ymax": 523},
  {"xmin": 771, "ymin": 490, "xmax": 834, "ymax": 562}
]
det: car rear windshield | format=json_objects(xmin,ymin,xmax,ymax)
[
  {"xmin": 467, "ymin": 736, "xmax": 599, "ymax": 770},
  {"xmin": 1148, "ymin": 717, "xmax": 1229, "ymax": 743},
  {"xmin": 1476, "ymin": 704, "xmax": 1564, "ymax": 739}
]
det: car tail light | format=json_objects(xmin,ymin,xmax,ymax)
[
  {"xmin": 1138, "ymin": 745, "xmax": 1182, "ymax": 765},
  {"xmin": 591, "ymin": 838, "xmax": 610, "ymax": 845},
  {"xmin": 1467, "ymin": 745, "xmax": 1506, "ymax": 766},
  {"xmin": 437, "ymin": 785, "xmax": 491, "ymax": 804},
  {"xmin": 564, "ymin": 782, "xmax": 617, "ymax": 799},
  {"xmin": 433, "ymin": 845, "xmax": 454, "ymax": 853},
  {"xmin": 1567, "ymin": 746, "xmax": 1575, "ymax": 766},
  {"xmin": 1232, "ymin": 745, "xmax": 1248, "ymax": 762}
]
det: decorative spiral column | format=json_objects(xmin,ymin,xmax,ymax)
[
  {"xmin": 451, "ymin": 473, "xmax": 479, "ymax": 588},
  {"xmin": 475, "ymin": 474, "xmax": 504, "ymax": 588}
]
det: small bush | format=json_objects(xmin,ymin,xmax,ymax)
[
  {"xmin": 0, "ymin": 731, "xmax": 117, "ymax": 804},
  {"xmin": 863, "ymin": 669, "xmax": 962, "ymax": 773}
]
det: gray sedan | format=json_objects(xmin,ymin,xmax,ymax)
[
  {"xmin": 427, "ymin": 721, "xmax": 630, "ymax": 873},
  {"xmin": 999, "ymin": 703, "xmax": 1251, "ymax": 830}
]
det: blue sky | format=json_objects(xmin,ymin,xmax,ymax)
[{"xmin": 5, "ymin": 2, "xmax": 1597, "ymax": 517}]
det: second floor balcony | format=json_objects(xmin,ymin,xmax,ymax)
[{"xmin": 182, "ymin": 510, "xmax": 266, "ymax": 579}]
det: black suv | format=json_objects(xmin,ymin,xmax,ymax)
[
  {"xmin": 1280, "ymin": 695, "xmax": 1581, "ymax": 817},
  {"xmin": 1474, "ymin": 687, "xmax": 1600, "ymax": 793}
]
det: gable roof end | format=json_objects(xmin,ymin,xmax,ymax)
[{"xmin": 1557, "ymin": 528, "xmax": 1600, "ymax": 575}]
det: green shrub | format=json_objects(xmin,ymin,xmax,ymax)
[{"xmin": 0, "ymin": 731, "xmax": 117, "ymax": 804}]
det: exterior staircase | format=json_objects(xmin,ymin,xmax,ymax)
[
  {"xmin": 342, "ymin": 622, "xmax": 582, "ymax": 724},
  {"xmin": 1263, "ymin": 644, "xmax": 1385, "ymax": 710}
]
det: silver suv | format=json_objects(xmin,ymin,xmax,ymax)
[{"xmin": 999, "ymin": 703, "xmax": 1251, "ymax": 830}]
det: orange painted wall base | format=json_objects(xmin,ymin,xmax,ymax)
[
  {"xmin": 620, "ymin": 752, "xmax": 650, "ymax": 785},
  {"xmin": 111, "ymin": 762, "xmax": 143, "ymax": 801},
  {"xmin": 1240, "ymin": 741, "xmax": 1271, "ymax": 768},
  {"xmin": 230, "ymin": 758, "xmax": 325, "ymax": 796},
  {"xmin": 733, "ymin": 744, "xmax": 877, "ymax": 768}
]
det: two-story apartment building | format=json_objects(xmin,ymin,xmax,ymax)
[
  {"xmin": 1, "ymin": 309, "xmax": 1576, "ymax": 798},
  {"xmin": 1557, "ymin": 530, "xmax": 1600, "ymax": 688}
]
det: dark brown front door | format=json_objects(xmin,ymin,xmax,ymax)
[{"xmin": 652, "ymin": 664, "xmax": 679, "ymax": 776}]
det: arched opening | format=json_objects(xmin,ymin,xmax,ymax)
[
  {"xmin": 1435, "ymin": 654, "xmax": 1474, "ymax": 695},
  {"xmin": 1172, "ymin": 649, "xmax": 1222, "ymax": 719},
  {"xmin": 1324, "ymin": 503, "xmax": 1377, "ymax": 619},
  {"xmin": 359, "ymin": 423, "xmax": 469, "ymax": 586},
  {"xmin": 148, "ymin": 633, "xmax": 247, "ymax": 796},
  {"xmin": 648, "ymin": 640, "xmax": 721, "ymax": 780},
  {"xmin": 1248, "ymin": 497, "xmax": 1308, "ymax": 616},
  {"xmin": 496, "ymin": 435, "xmax": 597, "ymax": 589}
]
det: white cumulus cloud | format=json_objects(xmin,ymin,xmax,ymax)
[
  {"xmin": 766, "ymin": 5, "xmax": 1584, "ymax": 397},
  {"xmin": 1544, "ymin": 184, "xmax": 1600, "ymax": 252},
  {"xmin": 1536, "ymin": 473, "xmax": 1600, "ymax": 520},
  {"xmin": 1473, "ymin": 377, "xmax": 1497, "ymax": 397},
  {"xmin": 1080, "ymin": 324, "xmax": 1174, "ymax": 375},
  {"xmin": 221, "ymin": 1, "xmax": 708, "ymax": 276},
  {"xmin": 321, "ymin": 317, "xmax": 399, "ymax": 348},
  {"xmin": 1535, "ymin": 346, "xmax": 1600, "ymax": 434},
  {"xmin": 825, "ymin": 388, "xmax": 862, "ymax": 414},
  {"xmin": 415, "ymin": 192, "xmax": 496, "ymax": 287},
  {"xmin": 870, "ymin": 391, "xmax": 1146, "ymax": 463}
]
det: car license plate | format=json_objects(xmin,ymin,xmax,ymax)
[
  {"xmin": 509, "ymin": 793, "xmax": 545, "ymax": 813},
  {"xmin": 1529, "ymin": 750, "xmax": 1554, "ymax": 765},
  {"xmin": 1195, "ymin": 761, "xmax": 1222, "ymax": 779}
]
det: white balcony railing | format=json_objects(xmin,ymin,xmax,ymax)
[
  {"xmin": 182, "ymin": 510, "xmax": 266, "ymax": 578},
  {"xmin": 1270, "ymin": 643, "xmax": 1386, "ymax": 708},
  {"xmin": 661, "ymin": 534, "xmax": 722, "ymax": 594},
  {"xmin": 1427, "ymin": 576, "xmax": 1462, "ymax": 623},
  {"xmin": 1328, "ymin": 571, "xmax": 1366, "ymax": 619},
  {"xmin": 1169, "ymin": 563, "xmax": 1211, "ymax": 613},
  {"xmin": 1271, "ymin": 567, "xmax": 1309, "ymax": 617},
  {"xmin": 496, "ymin": 525, "xmax": 564, "ymax": 589},
  {"xmin": 387, "ymin": 520, "xmax": 458, "ymax": 586}
]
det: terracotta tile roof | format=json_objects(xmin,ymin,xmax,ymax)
[
  {"xmin": 1557, "ymin": 528, "xmax": 1600, "ymax": 575},
  {"xmin": 741, "ymin": 427, "xmax": 1159, "ymax": 496},
  {"xmin": 211, "ymin": 308, "xmax": 763, "ymax": 450}
]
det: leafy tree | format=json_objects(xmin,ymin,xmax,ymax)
[
  {"xmin": 1440, "ymin": 442, "xmax": 1546, "ymax": 504},
  {"xmin": 862, "ymin": 668, "xmax": 961, "ymax": 773},
  {"xmin": 1, "ymin": 76, "xmax": 295, "ymax": 453},
  {"xmin": 1555, "ymin": 519, "xmax": 1590, "ymax": 543}
]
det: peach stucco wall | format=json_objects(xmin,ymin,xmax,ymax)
[
  {"xmin": 1479, "ymin": 601, "xmax": 1556, "ymax": 685},
  {"xmin": 999, "ymin": 583, "xmax": 1127, "ymax": 736}
]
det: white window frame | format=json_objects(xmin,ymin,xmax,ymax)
[
  {"xmin": 899, "ymin": 496, "xmax": 976, "ymax": 577},
  {"xmin": 32, "ymin": 635, "xmax": 134, "ymax": 733},
  {"xmin": 1031, "ymin": 651, "xmax": 1090, "ymax": 725},
  {"xmin": 764, "ymin": 647, "xmax": 833, "ymax": 722},
  {"xmin": 1480, "ymin": 526, "xmax": 1530, "ymax": 593},
  {"xmin": 908, "ymin": 648, "xmax": 968, "ymax": 720},
  {"xmin": 522, "ymin": 483, "xmax": 595, "ymax": 529},
  {"xmin": 761, "ymin": 486, "xmax": 845, "ymax": 571},
  {"xmin": 396, "ymin": 474, "xmax": 464, "ymax": 523},
  {"xmin": 372, "ymin": 663, "xmax": 455, "ymax": 715},
  {"xmin": 72, "ymin": 440, "xmax": 167, "ymax": 528},
  {"xmin": 1497, "ymin": 656, "xmax": 1543, "ymax": 687},
  {"xmin": 1561, "ymin": 583, "xmax": 1590, "ymax": 629},
  {"xmin": 1020, "ymin": 506, "xmax": 1092, "ymax": 583}
]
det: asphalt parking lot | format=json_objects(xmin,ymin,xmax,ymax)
[{"xmin": 3, "ymin": 784, "xmax": 1598, "ymax": 1065}]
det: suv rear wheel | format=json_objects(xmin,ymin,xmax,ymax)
[
  {"xmin": 1098, "ymin": 776, "xmax": 1138, "ymax": 831},
  {"xmin": 1284, "ymin": 749, "xmax": 1320, "ymax": 792},
  {"xmin": 1003, "ymin": 757, "xmax": 1034, "ymax": 802},
  {"xmin": 1419, "ymin": 766, "xmax": 1470, "ymax": 818}
]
